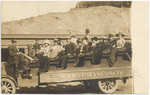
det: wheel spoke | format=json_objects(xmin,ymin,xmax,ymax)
[
  {"xmin": 109, "ymin": 83, "xmax": 113, "ymax": 89},
  {"xmin": 108, "ymin": 85, "xmax": 112, "ymax": 90},
  {"xmin": 101, "ymin": 84, "xmax": 105, "ymax": 88},
  {"xmin": 104, "ymin": 86, "xmax": 107, "ymax": 90},
  {"xmin": 4, "ymin": 81, "xmax": 6, "ymax": 86},
  {"xmin": 8, "ymin": 86, "xmax": 12, "ymax": 89},
  {"xmin": 7, "ymin": 89, "xmax": 13, "ymax": 92},
  {"xmin": 6, "ymin": 82, "xmax": 10, "ymax": 87},
  {"xmin": 106, "ymin": 86, "xmax": 109, "ymax": 90},
  {"xmin": 109, "ymin": 82, "xmax": 115, "ymax": 86},
  {"xmin": 107, "ymin": 85, "xmax": 110, "ymax": 90},
  {"xmin": 101, "ymin": 82, "xmax": 106, "ymax": 86},
  {"xmin": 103, "ymin": 85, "xmax": 106, "ymax": 89}
]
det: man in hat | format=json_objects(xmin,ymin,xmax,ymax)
[
  {"xmin": 91, "ymin": 37, "xmax": 98, "ymax": 46},
  {"xmin": 91, "ymin": 37, "xmax": 106, "ymax": 65},
  {"xmin": 75, "ymin": 37, "xmax": 89, "ymax": 67},
  {"xmin": 64, "ymin": 37, "xmax": 78, "ymax": 66},
  {"xmin": 106, "ymin": 34, "xmax": 118, "ymax": 67},
  {"xmin": 85, "ymin": 29, "xmax": 90, "ymax": 41},
  {"xmin": 76, "ymin": 38, "xmax": 82, "ymax": 55},
  {"xmin": 65, "ymin": 38, "xmax": 77, "ymax": 57},
  {"xmin": 116, "ymin": 32, "xmax": 126, "ymax": 49},
  {"xmin": 33, "ymin": 39, "xmax": 40, "ymax": 56},
  {"xmin": 70, "ymin": 33, "xmax": 77, "ymax": 45},
  {"xmin": 28, "ymin": 44, "xmax": 36, "ymax": 59},
  {"xmin": 8, "ymin": 40, "xmax": 32, "ymax": 79}
]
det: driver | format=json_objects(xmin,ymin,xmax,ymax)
[{"xmin": 8, "ymin": 40, "xmax": 32, "ymax": 79}]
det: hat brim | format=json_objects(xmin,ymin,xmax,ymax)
[
  {"xmin": 116, "ymin": 34, "xmax": 125, "ymax": 37},
  {"xmin": 91, "ymin": 38, "xmax": 98, "ymax": 41},
  {"xmin": 44, "ymin": 42, "xmax": 50, "ymax": 44},
  {"xmin": 12, "ymin": 41, "xmax": 17, "ymax": 43}
]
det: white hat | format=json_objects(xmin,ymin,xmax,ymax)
[
  {"xmin": 44, "ymin": 39, "xmax": 50, "ymax": 44},
  {"xmin": 70, "ymin": 33, "xmax": 76, "ymax": 38}
]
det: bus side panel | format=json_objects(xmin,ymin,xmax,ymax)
[{"xmin": 40, "ymin": 68, "xmax": 132, "ymax": 83}]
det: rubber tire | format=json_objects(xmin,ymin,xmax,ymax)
[
  {"xmin": 1, "ymin": 78, "xmax": 16, "ymax": 94},
  {"xmin": 97, "ymin": 79, "xmax": 118, "ymax": 94}
]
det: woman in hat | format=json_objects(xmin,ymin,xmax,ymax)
[
  {"xmin": 116, "ymin": 32, "xmax": 126, "ymax": 49},
  {"xmin": 37, "ymin": 39, "xmax": 51, "ymax": 73},
  {"xmin": 42, "ymin": 39, "xmax": 51, "ymax": 57}
]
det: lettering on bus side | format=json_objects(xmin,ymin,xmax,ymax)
[{"xmin": 60, "ymin": 70, "xmax": 124, "ymax": 79}]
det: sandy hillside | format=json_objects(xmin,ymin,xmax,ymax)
[{"xmin": 1, "ymin": 6, "xmax": 130, "ymax": 35}]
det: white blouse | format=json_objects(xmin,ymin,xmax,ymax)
[{"xmin": 116, "ymin": 38, "xmax": 125, "ymax": 48}]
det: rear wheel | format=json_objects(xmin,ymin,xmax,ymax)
[
  {"xmin": 1, "ymin": 78, "xmax": 16, "ymax": 94},
  {"xmin": 97, "ymin": 79, "xmax": 118, "ymax": 94}
]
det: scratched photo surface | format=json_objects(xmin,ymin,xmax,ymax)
[{"xmin": 1, "ymin": 1, "xmax": 133, "ymax": 94}]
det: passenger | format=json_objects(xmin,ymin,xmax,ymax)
[
  {"xmin": 107, "ymin": 34, "xmax": 117, "ymax": 67},
  {"xmin": 75, "ymin": 37, "xmax": 89, "ymax": 67},
  {"xmin": 37, "ymin": 44, "xmax": 44, "ymax": 53},
  {"xmin": 116, "ymin": 32, "xmax": 126, "ymax": 49},
  {"xmin": 65, "ymin": 37, "xmax": 77, "ymax": 57},
  {"xmin": 51, "ymin": 39, "xmax": 68, "ymax": 70},
  {"xmin": 64, "ymin": 37, "xmax": 78, "ymax": 66},
  {"xmin": 91, "ymin": 37, "xmax": 105, "ymax": 65},
  {"xmin": 76, "ymin": 38, "xmax": 82, "ymax": 55},
  {"xmin": 37, "ymin": 39, "xmax": 51, "ymax": 73},
  {"xmin": 85, "ymin": 29, "xmax": 91, "ymax": 42},
  {"xmin": 91, "ymin": 37, "xmax": 99, "ymax": 46},
  {"xmin": 53, "ymin": 38, "xmax": 58, "ymax": 46},
  {"xmin": 27, "ymin": 44, "xmax": 36, "ymax": 59},
  {"xmin": 70, "ymin": 33, "xmax": 77, "ymax": 45},
  {"xmin": 33, "ymin": 39, "xmax": 40, "ymax": 56},
  {"xmin": 8, "ymin": 40, "xmax": 32, "ymax": 79}
]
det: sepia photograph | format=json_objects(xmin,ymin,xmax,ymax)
[{"xmin": 1, "ymin": 1, "xmax": 134, "ymax": 94}]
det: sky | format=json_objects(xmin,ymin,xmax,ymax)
[{"xmin": 1, "ymin": 1, "xmax": 78, "ymax": 22}]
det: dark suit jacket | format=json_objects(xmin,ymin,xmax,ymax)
[
  {"xmin": 8, "ymin": 45, "xmax": 20, "ymax": 64},
  {"xmin": 65, "ymin": 42, "xmax": 77, "ymax": 55},
  {"xmin": 80, "ymin": 45, "xmax": 89, "ymax": 54},
  {"xmin": 33, "ymin": 42, "xmax": 40, "ymax": 52},
  {"xmin": 28, "ymin": 49, "xmax": 36, "ymax": 59},
  {"xmin": 8, "ymin": 45, "xmax": 19, "ymax": 57}
]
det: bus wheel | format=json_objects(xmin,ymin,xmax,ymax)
[
  {"xmin": 1, "ymin": 78, "xmax": 16, "ymax": 94},
  {"xmin": 97, "ymin": 79, "xmax": 118, "ymax": 94}
]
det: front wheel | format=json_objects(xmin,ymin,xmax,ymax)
[
  {"xmin": 1, "ymin": 78, "xmax": 16, "ymax": 94},
  {"xmin": 97, "ymin": 79, "xmax": 118, "ymax": 94}
]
